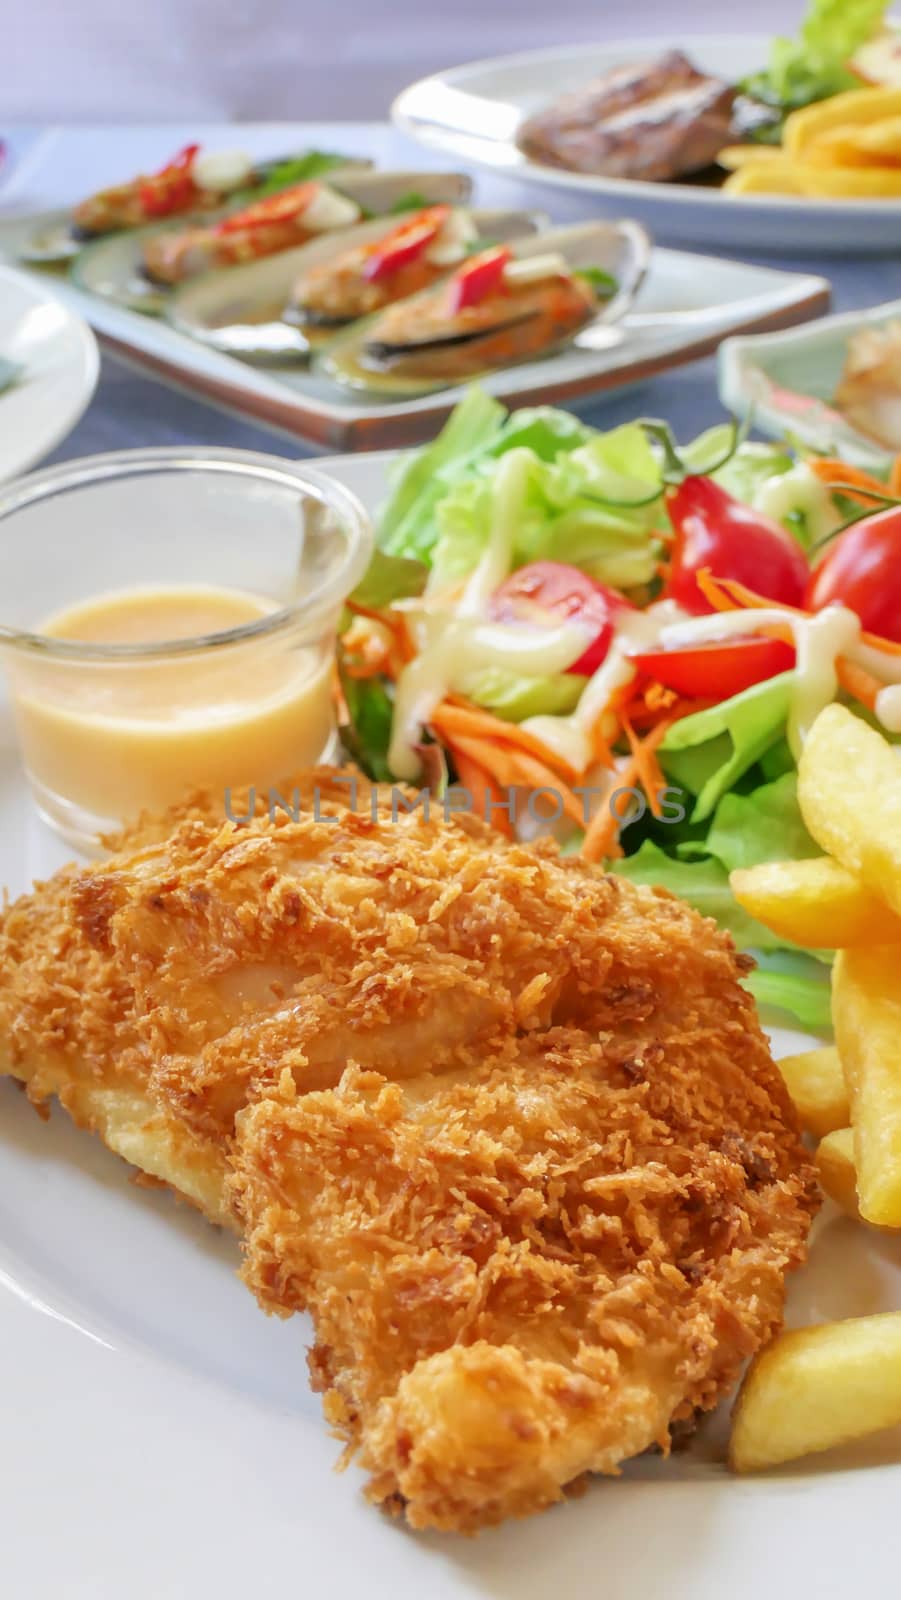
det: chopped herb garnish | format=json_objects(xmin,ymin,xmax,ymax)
[
  {"xmin": 241, "ymin": 150, "xmax": 354, "ymax": 203},
  {"xmin": 574, "ymin": 265, "xmax": 618, "ymax": 298},
  {"xmin": 388, "ymin": 190, "xmax": 430, "ymax": 214}
]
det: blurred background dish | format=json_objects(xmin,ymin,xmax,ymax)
[
  {"xmin": 0, "ymin": 267, "xmax": 98, "ymax": 481},
  {"xmin": 393, "ymin": 33, "xmax": 901, "ymax": 252},
  {"xmin": 719, "ymin": 299, "xmax": 901, "ymax": 465}
]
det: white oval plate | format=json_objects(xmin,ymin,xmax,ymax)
[
  {"xmin": 2, "ymin": 450, "xmax": 899, "ymax": 1600},
  {"xmin": 719, "ymin": 298, "xmax": 901, "ymax": 465},
  {"xmin": 0, "ymin": 266, "xmax": 99, "ymax": 480},
  {"xmin": 392, "ymin": 33, "xmax": 901, "ymax": 254}
]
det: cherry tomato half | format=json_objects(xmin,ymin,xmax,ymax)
[
  {"xmin": 805, "ymin": 505, "xmax": 901, "ymax": 643},
  {"xmin": 664, "ymin": 476, "xmax": 809, "ymax": 615},
  {"xmin": 631, "ymin": 635, "xmax": 796, "ymax": 702},
  {"xmin": 489, "ymin": 561, "xmax": 634, "ymax": 676}
]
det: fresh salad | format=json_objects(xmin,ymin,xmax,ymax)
[{"xmin": 339, "ymin": 387, "xmax": 901, "ymax": 1027}]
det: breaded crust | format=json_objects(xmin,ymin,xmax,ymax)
[{"xmin": 0, "ymin": 770, "xmax": 818, "ymax": 1532}]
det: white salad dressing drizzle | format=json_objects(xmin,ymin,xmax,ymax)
[
  {"xmin": 457, "ymin": 450, "xmax": 533, "ymax": 617},
  {"xmin": 876, "ymin": 688, "xmax": 901, "ymax": 733},
  {"xmin": 390, "ymin": 585, "xmax": 901, "ymax": 781},
  {"xmin": 388, "ymin": 615, "xmax": 590, "ymax": 780},
  {"xmin": 656, "ymin": 604, "xmax": 862, "ymax": 757},
  {"xmin": 522, "ymin": 610, "xmax": 662, "ymax": 774}
]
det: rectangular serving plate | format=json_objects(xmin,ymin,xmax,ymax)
[{"xmin": 0, "ymin": 123, "xmax": 830, "ymax": 450}]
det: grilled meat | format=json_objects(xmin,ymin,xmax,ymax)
[{"xmin": 518, "ymin": 49, "xmax": 736, "ymax": 182}]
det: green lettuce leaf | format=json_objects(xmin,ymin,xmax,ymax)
[
  {"xmin": 612, "ymin": 842, "xmax": 834, "ymax": 1026},
  {"xmin": 426, "ymin": 421, "xmax": 664, "ymax": 592},
  {"xmin": 660, "ymin": 674, "xmax": 794, "ymax": 822},
  {"xmin": 743, "ymin": 0, "xmax": 888, "ymax": 113},
  {"xmin": 457, "ymin": 667, "xmax": 587, "ymax": 721},
  {"xmin": 714, "ymin": 441, "xmax": 796, "ymax": 505},
  {"xmin": 350, "ymin": 548, "xmax": 428, "ymax": 608},
  {"xmin": 701, "ymin": 773, "xmax": 820, "ymax": 873},
  {"xmin": 743, "ymin": 963, "xmax": 833, "ymax": 1030},
  {"xmin": 378, "ymin": 387, "xmax": 507, "ymax": 559},
  {"xmin": 611, "ymin": 840, "xmax": 787, "ymax": 951},
  {"xmin": 337, "ymin": 656, "xmax": 394, "ymax": 783},
  {"xmin": 377, "ymin": 389, "xmax": 655, "ymax": 577}
]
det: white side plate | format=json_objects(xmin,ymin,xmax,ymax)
[{"xmin": 0, "ymin": 266, "xmax": 98, "ymax": 480}]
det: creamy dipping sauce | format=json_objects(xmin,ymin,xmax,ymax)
[{"xmin": 10, "ymin": 583, "xmax": 334, "ymax": 823}]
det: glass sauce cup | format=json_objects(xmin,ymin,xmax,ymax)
[{"xmin": 0, "ymin": 447, "xmax": 373, "ymax": 852}]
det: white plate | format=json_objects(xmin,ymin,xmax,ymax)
[
  {"xmin": 392, "ymin": 34, "xmax": 901, "ymax": 255},
  {"xmin": 3, "ymin": 449, "xmax": 899, "ymax": 1599},
  {"xmin": 0, "ymin": 234, "xmax": 828, "ymax": 450},
  {"xmin": 0, "ymin": 266, "xmax": 98, "ymax": 480},
  {"xmin": 719, "ymin": 298, "xmax": 901, "ymax": 465}
]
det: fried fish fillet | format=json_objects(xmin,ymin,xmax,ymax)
[
  {"xmin": 1, "ymin": 770, "xmax": 643, "ymax": 1220},
  {"xmin": 0, "ymin": 773, "xmax": 817, "ymax": 1531},
  {"xmin": 230, "ymin": 961, "xmax": 817, "ymax": 1530}
]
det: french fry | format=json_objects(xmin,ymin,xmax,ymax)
[
  {"xmin": 816, "ymin": 1127, "xmax": 860, "ymax": 1217},
  {"xmin": 731, "ymin": 856, "xmax": 901, "ymax": 949},
  {"xmin": 717, "ymin": 144, "xmax": 790, "ymax": 170},
  {"xmin": 778, "ymin": 1047, "xmax": 850, "ymax": 1138},
  {"xmin": 796, "ymin": 163, "xmax": 901, "ymax": 198},
  {"xmin": 797, "ymin": 705, "xmax": 901, "ymax": 920},
  {"xmin": 722, "ymin": 165, "xmax": 804, "ymax": 196},
  {"xmin": 806, "ymin": 116, "xmax": 901, "ymax": 169},
  {"xmin": 730, "ymin": 1313, "xmax": 901, "ymax": 1472},
  {"xmin": 723, "ymin": 158, "xmax": 901, "ymax": 198},
  {"xmin": 816, "ymin": 1126, "xmax": 901, "ymax": 1227},
  {"xmin": 833, "ymin": 947, "xmax": 901, "ymax": 1226},
  {"xmin": 785, "ymin": 86, "xmax": 901, "ymax": 158}
]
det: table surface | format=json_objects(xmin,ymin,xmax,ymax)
[{"xmin": 1, "ymin": 120, "xmax": 898, "ymax": 469}]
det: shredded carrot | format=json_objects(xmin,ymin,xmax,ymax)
[
  {"xmin": 808, "ymin": 458, "xmax": 893, "ymax": 507},
  {"xmin": 590, "ymin": 717, "xmax": 614, "ymax": 768},
  {"xmin": 581, "ymin": 762, "xmax": 635, "ymax": 863},
  {"xmin": 836, "ymin": 657, "xmax": 882, "ymax": 710},
  {"xmin": 621, "ymin": 714, "xmax": 667, "ymax": 817},
  {"xmin": 440, "ymin": 730, "xmax": 583, "ymax": 828},
  {"xmin": 695, "ymin": 566, "xmax": 901, "ymax": 657},
  {"xmin": 582, "ymin": 715, "xmax": 678, "ymax": 864},
  {"xmin": 430, "ymin": 700, "xmax": 578, "ymax": 784},
  {"xmin": 447, "ymin": 744, "xmax": 514, "ymax": 837},
  {"xmin": 502, "ymin": 749, "xmax": 585, "ymax": 827},
  {"xmin": 346, "ymin": 600, "xmax": 415, "ymax": 667},
  {"xmin": 695, "ymin": 569, "xmax": 803, "ymax": 619}
]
